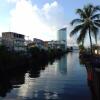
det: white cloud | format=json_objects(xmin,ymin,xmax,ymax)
[
  {"xmin": 42, "ymin": 1, "xmax": 66, "ymax": 30},
  {"xmin": 7, "ymin": 0, "xmax": 19, "ymax": 3},
  {"xmin": 9, "ymin": 0, "xmax": 65, "ymax": 41},
  {"xmin": 42, "ymin": 1, "xmax": 58, "ymax": 13}
]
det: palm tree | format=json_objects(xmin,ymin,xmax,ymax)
[{"xmin": 70, "ymin": 4, "xmax": 100, "ymax": 54}]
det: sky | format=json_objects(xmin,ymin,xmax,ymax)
[{"xmin": 0, "ymin": 0, "xmax": 100, "ymax": 45}]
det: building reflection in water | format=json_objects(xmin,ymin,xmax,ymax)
[
  {"xmin": 57, "ymin": 55, "xmax": 67, "ymax": 75},
  {"xmin": 85, "ymin": 65, "xmax": 100, "ymax": 100}
]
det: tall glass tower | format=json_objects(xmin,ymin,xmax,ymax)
[
  {"xmin": 58, "ymin": 28, "xmax": 67, "ymax": 49},
  {"xmin": 58, "ymin": 28, "xmax": 67, "ymax": 41}
]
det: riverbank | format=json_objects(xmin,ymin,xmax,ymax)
[
  {"xmin": 79, "ymin": 51, "xmax": 100, "ymax": 68},
  {"xmin": 0, "ymin": 46, "xmax": 67, "ymax": 72}
]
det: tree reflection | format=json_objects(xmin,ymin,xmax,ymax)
[
  {"xmin": 0, "ymin": 58, "xmax": 54, "ymax": 98},
  {"xmin": 79, "ymin": 57, "xmax": 100, "ymax": 100},
  {"xmin": 0, "ymin": 49, "xmax": 65, "ymax": 98},
  {"xmin": 0, "ymin": 72, "xmax": 12, "ymax": 97},
  {"xmin": 0, "ymin": 80, "xmax": 12, "ymax": 97}
]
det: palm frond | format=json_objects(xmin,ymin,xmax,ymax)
[
  {"xmin": 77, "ymin": 26, "xmax": 87, "ymax": 44},
  {"xmin": 94, "ymin": 19, "xmax": 100, "ymax": 24},
  {"xmin": 88, "ymin": 4, "xmax": 94, "ymax": 17},
  {"xmin": 70, "ymin": 19, "xmax": 83, "ymax": 25},
  {"xmin": 84, "ymin": 4, "xmax": 92, "ymax": 17},
  {"xmin": 90, "ymin": 24, "xmax": 99, "ymax": 44},
  {"xmin": 92, "ymin": 5, "xmax": 100, "ymax": 15},
  {"xmin": 76, "ymin": 9, "xmax": 87, "ymax": 18},
  {"xmin": 70, "ymin": 24, "xmax": 83, "ymax": 37},
  {"xmin": 94, "ymin": 22, "xmax": 100, "ymax": 27},
  {"xmin": 91, "ymin": 14, "xmax": 100, "ymax": 20}
]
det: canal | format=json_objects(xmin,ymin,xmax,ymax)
[{"xmin": 0, "ymin": 52, "xmax": 93, "ymax": 100}]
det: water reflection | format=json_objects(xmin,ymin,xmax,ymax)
[
  {"xmin": 57, "ymin": 55, "xmax": 67, "ymax": 75},
  {"xmin": 0, "ymin": 62, "xmax": 48, "ymax": 99},
  {"xmin": 0, "ymin": 79, "xmax": 12, "ymax": 97},
  {"xmin": 85, "ymin": 66, "xmax": 100, "ymax": 100},
  {"xmin": 79, "ymin": 55, "xmax": 100, "ymax": 100},
  {"xmin": 0, "ymin": 70, "xmax": 25, "ymax": 97},
  {"xmin": 0, "ymin": 53, "xmax": 95, "ymax": 100}
]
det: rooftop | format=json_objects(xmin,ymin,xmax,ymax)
[
  {"xmin": 58, "ymin": 28, "xmax": 67, "ymax": 31},
  {"xmin": 2, "ymin": 32, "xmax": 24, "ymax": 37}
]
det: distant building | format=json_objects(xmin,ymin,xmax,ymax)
[
  {"xmin": 2, "ymin": 32, "xmax": 26, "ymax": 52},
  {"xmin": 27, "ymin": 38, "xmax": 48, "ymax": 50},
  {"xmin": 27, "ymin": 42, "xmax": 35, "ymax": 48},
  {"xmin": 48, "ymin": 40, "xmax": 57, "ymax": 49},
  {"xmin": 58, "ymin": 28, "xmax": 67, "ymax": 41},
  {"xmin": 25, "ymin": 40, "xmax": 33, "ymax": 46},
  {"xmin": 72, "ymin": 46, "xmax": 79, "ymax": 50},
  {"xmin": 33, "ymin": 38, "xmax": 45, "ymax": 49},
  {"xmin": 48, "ymin": 40, "xmax": 66, "ymax": 50},
  {"xmin": 58, "ymin": 28, "xmax": 67, "ymax": 49},
  {"xmin": 44, "ymin": 41, "xmax": 49, "ymax": 50}
]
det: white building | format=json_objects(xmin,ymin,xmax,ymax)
[
  {"xmin": 48, "ymin": 40, "xmax": 66, "ymax": 50},
  {"xmin": 2, "ymin": 32, "xmax": 26, "ymax": 52},
  {"xmin": 58, "ymin": 28, "xmax": 67, "ymax": 49},
  {"xmin": 48, "ymin": 41, "xmax": 57, "ymax": 49}
]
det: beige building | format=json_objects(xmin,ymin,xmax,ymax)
[
  {"xmin": 2, "ymin": 32, "xmax": 26, "ymax": 51},
  {"xmin": 27, "ymin": 38, "xmax": 49, "ymax": 50},
  {"xmin": 27, "ymin": 42, "xmax": 36, "ymax": 48},
  {"xmin": 48, "ymin": 40, "xmax": 66, "ymax": 50}
]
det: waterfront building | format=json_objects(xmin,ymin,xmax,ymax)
[
  {"xmin": 27, "ymin": 42, "xmax": 36, "ymax": 48},
  {"xmin": 25, "ymin": 40, "xmax": 33, "ymax": 46},
  {"xmin": 2, "ymin": 32, "xmax": 26, "ymax": 52},
  {"xmin": 48, "ymin": 40, "xmax": 56, "ymax": 49},
  {"xmin": 44, "ymin": 41, "xmax": 49, "ymax": 50},
  {"xmin": 33, "ymin": 38, "xmax": 45, "ymax": 49},
  {"xmin": 28, "ymin": 38, "xmax": 48, "ymax": 50},
  {"xmin": 58, "ymin": 28, "xmax": 67, "ymax": 49},
  {"xmin": 48, "ymin": 40, "xmax": 66, "ymax": 50}
]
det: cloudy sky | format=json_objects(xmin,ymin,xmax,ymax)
[{"xmin": 0, "ymin": 0, "xmax": 99, "ymax": 45}]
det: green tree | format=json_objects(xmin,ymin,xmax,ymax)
[{"xmin": 70, "ymin": 4, "xmax": 100, "ymax": 54}]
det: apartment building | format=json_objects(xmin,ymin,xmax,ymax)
[
  {"xmin": 48, "ymin": 40, "xmax": 66, "ymax": 50},
  {"xmin": 2, "ymin": 32, "xmax": 26, "ymax": 52}
]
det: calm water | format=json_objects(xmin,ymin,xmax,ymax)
[{"xmin": 0, "ymin": 52, "xmax": 93, "ymax": 100}]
